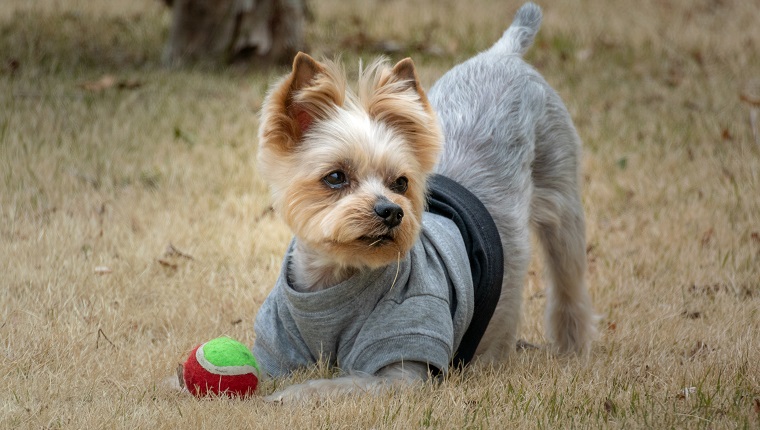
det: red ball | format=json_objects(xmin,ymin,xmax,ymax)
[{"xmin": 182, "ymin": 338, "xmax": 260, "ymax": 398}]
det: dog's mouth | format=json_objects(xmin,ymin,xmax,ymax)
[
  {"xmin": 326, "ymin": 231, "xmax": 397, "ymax": 249},
  {"xmin": 359, "ymin": 234, "xmax": 395, "ymax": 247}
]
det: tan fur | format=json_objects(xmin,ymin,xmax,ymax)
[{"xmin": 257, "ymin": 53, "xmax": 442, "ymax": 285}]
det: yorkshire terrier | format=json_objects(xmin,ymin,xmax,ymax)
[{"xmin": 253, "ymin": 2, "xmax": 598, "ymax": 403}]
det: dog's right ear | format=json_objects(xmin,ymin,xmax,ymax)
[
  {"xmin": 259, "ymin": 52, "xmax": 344, "ymax": 153},
  {"xmin": 287, "ymin": 53, "xmax": 324, "ymax": 136}
]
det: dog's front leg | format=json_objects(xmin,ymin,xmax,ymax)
[{"xmin": 264, "ymin": 361, "xmax": 430, "ymax": 403}]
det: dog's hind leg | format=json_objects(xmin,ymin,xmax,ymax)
[
  {"xmin": 530, "ymin": 99, "xmax": 598, "ymax": 356},
  {"xmin": 474, "ymin": 204, "xmax": 532, "ymax": 364}
]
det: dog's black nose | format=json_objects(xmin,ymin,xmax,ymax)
[{"xmin": 374, "ymin": 200, "xmax": 404, "ymax": 227}]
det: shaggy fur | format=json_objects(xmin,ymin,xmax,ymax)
[
  {"xmin": 258, "ymin": 55, "xmax": 442, "ymax": 288},
  {"xmin": 256, "ymin": 2, "xmax": 598, "ymax": 403}
]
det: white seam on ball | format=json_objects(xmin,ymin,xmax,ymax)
[{"xmin": 196, "ymin": 343, "xmax": 260, "ymax": 377}]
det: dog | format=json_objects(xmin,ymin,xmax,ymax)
[{"xmin": 253, "ymin": 2, "xmax": 598, "ymax": 403}]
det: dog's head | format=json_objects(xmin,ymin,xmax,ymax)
[{"xmin": 257, "ymin": 53, "xmax": 442, "ymax": 269}]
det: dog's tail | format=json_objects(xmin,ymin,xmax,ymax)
[{"xmin": 490, "ymin": 2, "xmax": 542, "ymax": 56}]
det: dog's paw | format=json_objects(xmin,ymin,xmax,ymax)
[
  {"xmin": 264, "ymin": 375, "xmax": 390, "ymax": 404},
  {"xmin": 264, "ymin": 381, "xmax": 323, "ymax": 404}
]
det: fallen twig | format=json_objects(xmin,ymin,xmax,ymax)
[
  {"xmin": 164, "ymin": 243, "xmax": 194, "ymax": 260},
  {"xmin": 96, "ymin": 328, "xmax": 117, "ymax": 350}
]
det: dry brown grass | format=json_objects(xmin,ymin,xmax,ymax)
[{"xmin": 2, "ymin": 0, "xmax": 759, "ymax": 428}]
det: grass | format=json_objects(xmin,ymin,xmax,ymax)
[{"xmin": 1, "ymin": 0, "xmax": 759, "ymax": 428}]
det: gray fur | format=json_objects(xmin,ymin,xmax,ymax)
[
  {"xmin": 428, "ymin": 2, "xmax": 598, "ymax": 358},
  {"xmin": 261, "ymin": 3, "xmax": 598, "ymax": 402}
]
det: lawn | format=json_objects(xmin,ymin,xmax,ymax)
[{"xmin": 1, "ymin": 0, "xmax": 758, "ymax": 428}]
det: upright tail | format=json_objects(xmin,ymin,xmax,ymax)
[{"xmin": 489, "ymin": 2, "xmax": 542, "ymax": 56}]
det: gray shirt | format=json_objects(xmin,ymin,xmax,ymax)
[{"xmin": 253, "ymin": 213, "xmax": 474, "ymax": 377}]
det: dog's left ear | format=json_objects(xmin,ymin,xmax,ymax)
[
  {"xmin": 371, "ymin": 58, "xmax": 442, "ymax": 173},
  {"xmin": 389, "ymin": 58, "xmax": 425, "ymax": 99}
]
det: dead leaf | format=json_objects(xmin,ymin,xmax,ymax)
[
  {"xmin": 666, "ymin": 67, "xmax": 683, "ymax": 87},
  {"xmin": 701, "ymin": 228, "xmax": 714, "ymax": 247},
  {"xmin": 607, "ymin": 322, "xmax": 617, "ymax": 331},
  {"xmin": 173, "ymin": 126, "xmax": 197, "ymax": 147},
  {"xmin": 157, "ymin": 259, "xmax": 178, "ymax": 269},
  {"xmin": 177, "ymin": 363, "xmax": 185, "ymax": 389},
  {"xmin": 340, "ymin": 29, "xmax": 373, "ymax": 51},
  {"xmin": 688, "ymin": 282, "xmax": 753, "ymax": 299},
  {"xmin": 740, "ymin": 78, "xmax": 760, "ymax": 106},
  {"xmin": 684, "ymin": 100, "xmax": 703, "ymax": 111},
  {"xmin": 722, "ymin": 167, "xmax": 736, "ymax": 183},
  {"xmin": 6, "ymin": 58, "xmax": 20, "ymax": 75},
  {"xmin": 117, "ymin": 78, "xmax": 142, "ymax": 89},
  {"xmin": 79, "ymin": 75, "xmax": 116, "ymax": 91},
  {"xmin": 688, "ymin": 283, "xmax": 720, "ymax": 297},
  {"xmin": 94, "ymin": 266, "xmax": 112, "ymax": 275},
  {"xmin": 253, "ymin": 206, "xmax": 274, "ymax": 223},
  {"xmin": 687, "ymin": 341, "xmax": 709, "ymax": 359},
  {"xmin": 164, "ymin": 243, "xmax": 194, "ymax": 260},
  {"xmin": 678, "ymin": 386, "xmax": 697, "ymax": 399},
  {"xmin": 158, "ymin": 244, "xmax": 193, "ymax": 270},
  {"xmin": 604, "ymin": 398, "xmax": 616, "ymax": 415},
  {"xmin": 79, "ymin": 75, "xmax": 142, "ymax": 92},
  {"xmin": 721, "ymin": 128, "xmax": 733, "ymax": 141},
  {"xmin": 690, "ymin": 49, "xmax": 704, "ymax": 67},
  {"xmin": 576, "ymin": 48, "xmax": 593, "ymax": 61},
  {"xmin": 751, "ymin": 232, "xmax": 760, "ymax": 244}
]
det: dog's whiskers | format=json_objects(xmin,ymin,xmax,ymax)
[{"xmin": 389, "ymin": 251, "xmax": 401, "ymax": 291}]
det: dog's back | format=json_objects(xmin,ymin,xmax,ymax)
[{"xmin": 428, "ymin": 2, "xmax": 597, "ymax": 359}]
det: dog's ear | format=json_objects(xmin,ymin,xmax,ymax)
[
  {"xmin": 369, "ymin": 58, "xmax": 442, "ymax": 173},
  {"xmin": 288, "ymin": 52, "xmax": 324, "ymax": 135},
  {"xmin": 389, "ymin": 58, "xmax": 424, "ymax": 98},
  {"xmin": 259, "ymin": 52, "xmax": 344, "ymax": 153},
  {"xmin": 291, "ymin": 52, "xmax": 322, "ymax": 90}
]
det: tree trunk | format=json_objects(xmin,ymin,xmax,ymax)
[{"xmin": 162, "ymin": 0, "xmax": 306, "ymax": 67}]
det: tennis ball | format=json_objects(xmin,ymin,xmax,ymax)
[{"xmin": 182, "ymin": 336, "xmax": 260, "ymax": 398}]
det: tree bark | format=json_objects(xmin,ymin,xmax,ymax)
[{"xmin": 162, "ymin": 0, "xmax": 306, "ymax": 67}]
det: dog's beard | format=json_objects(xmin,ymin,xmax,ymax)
[
  {"xmin": 284, "ymin": 203, "xmax": 421, "ymax": 292},
  {"xmin": 286, "ymin": 193, "xmax": 422, "ymax": 270}
]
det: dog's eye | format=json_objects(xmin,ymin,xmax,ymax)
[
  {"xmin": 323, "ymin": 171, "xmax": 348, "ymax": 189},
  {"xmin": 390, "ymin": 176, "xmax": 408, "ymax": 194}
]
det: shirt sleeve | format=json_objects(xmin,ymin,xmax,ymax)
[
  {"xmin": 253, "ymin": 288, "xmax": 316, "ymax": 377},
  {"xmin": 346, "ymin": 292, "xmax": 455, "ymax": 375}
]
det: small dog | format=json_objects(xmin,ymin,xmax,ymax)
[{"xmin": 254, "ymin": 2, "xmax": 597, "ymax": 403}]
